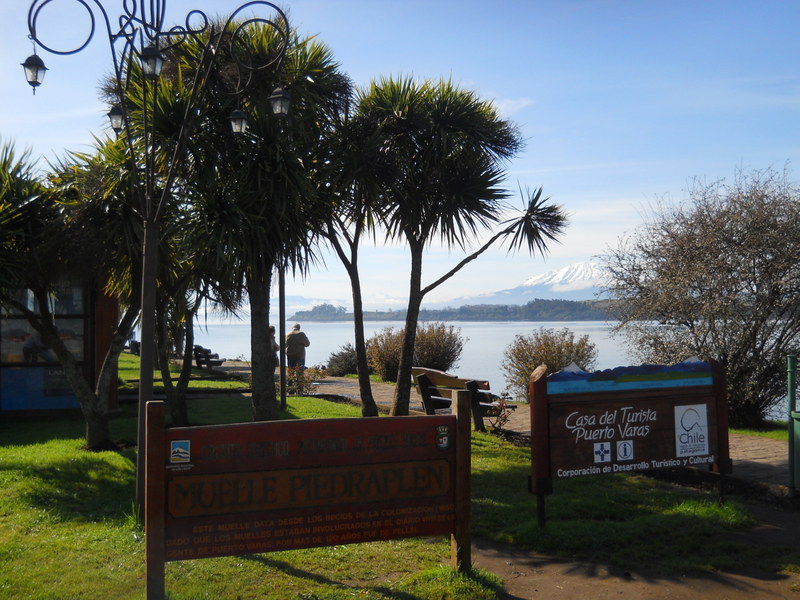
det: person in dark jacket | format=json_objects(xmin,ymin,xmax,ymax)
[{"xmin": 285, "ymin": 323, "xmax": 310, "ymax": 368}]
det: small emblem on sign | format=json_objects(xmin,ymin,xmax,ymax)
[
  {"xmin": 675, "ymin": 404, "xmax": 709, "ymax": 457},
  {"xmin": 617, "ymin": 440, "xmax": 634, "ymax": 461},
  {"xmin": 170, "ymin": 440, "xmax": 191, "ymax": 463},
  {"xmin": 593, "ymin": 442, "xmax": 611, "ymax": 463},
  {"xmin": 436, "ymin": 425, "xmax": 450, "ymax": 450}
]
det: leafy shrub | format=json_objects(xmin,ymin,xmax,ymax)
[
  {"xmin": 285, "ymin": 365, "xmax": 327, "ymax": 395},
  {"xmin": 367, "ymin": 322, "xmax": 465, "ymax": 382},
  {"xmin": 326, "ymin": 343, "xmax": 360, "ymax": 376},
  {"xmin": 414, "ymin": 322, "xmax": 466, "ymax": 372},
  {"xmin": 502, "ymin": 327, "xmax": 597, "ymax": 398},
  {"xmin": 367, "ymin": 327, "xmax": 405, "ymax": 382}
]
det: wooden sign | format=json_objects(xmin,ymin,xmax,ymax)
[
  {"xmin": 145, "ymin": 394, "xmax": 472, "ymax": 599},
  {"xmin": 529, "ymin": 360, "xmax": 731, "ymax": 523}
]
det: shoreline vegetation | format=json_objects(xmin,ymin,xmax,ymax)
[{"xmin": 289, "ymin": 298, "xmax": 614, "ymax": 322}]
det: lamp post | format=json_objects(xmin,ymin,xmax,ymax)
[{"xmin": 24, "ymin": 0, "xmax": 290, "ymax": 515}]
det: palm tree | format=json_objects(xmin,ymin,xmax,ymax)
[
  {"xmin": 355, "ymin": 77, "xmax": 567, "ymax": 414},
  {"xmin": 0, "ymin": 139, "xmax": 134, "ymax": 449},
  {"xmin": 0, "ymin": 141, "xmax": 47, "ymax": 296},
  {"xmin": 174, "ymin": 23, "xmax": 350, "ymax": 420},
  {"xmin": 320, "ymin": 104, "xmax": 390, "ymax": 417},
  {"xmin": 51, "ymin": 139, "xmax": 145, "ymax": 411}
]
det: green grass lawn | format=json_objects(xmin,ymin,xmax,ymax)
[
  {"xmin": 0, "ymin": 398, "xmax": 501, "ymax": 600},
  {"xmin": 731, "ymin": 420, "xmax": 789, "ymax": 441},
  {"xmin": 343, "ymin": 373, "xmax": 390, "ymax": 384},
  {"xmin": 118, "ymin": 352, "xmax": 251, "ymax": 394},
  {"xmin": 1, "ymin": 363, "xmax": 798, "ymax": 598}
]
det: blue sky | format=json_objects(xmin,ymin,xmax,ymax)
[{"xmin": 3, "ymin": 1, "xmax": 799, "ymax": 310}]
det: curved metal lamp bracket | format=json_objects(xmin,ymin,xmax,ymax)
[{"xmin": 28, "ymin": 0, "xmax": 289, "ymax": 98}]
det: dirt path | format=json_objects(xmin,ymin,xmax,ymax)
[{"xmin": 473, "ymin": 534, "xmax": 800, "ymax": 599}]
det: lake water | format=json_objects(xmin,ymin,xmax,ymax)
[
  {"xmin": 193, "ymin": 320, "xmax": 631, "ymax": 396},
  {"xmin": 193, "ymin": 319, "xmax": 794, "ymax": 418}
]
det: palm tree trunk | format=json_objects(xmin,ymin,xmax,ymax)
[
  {"xmin": 248, "ymin": 271, "xmax": 279, "ymax": 421},
  {"xmin": 94, "ymin": 300, "xmax": 139, "ymax": 424},
  {"xmin": 155, "ymin": 301, "xmax": 175, "ymax": 421},
  {"xmin": 25, "ymin": 294, "xmax": 112, "ymax": 449},
  {"xmin": 391, "ymin": 244, "xmax": 424, "ymax": 416},
  {"xmin": 156, "ymin": 305, "xmax": 191, "ymax": 427},
  {"xmin": 348, "ymin": 265, "xmax": 379, "ymax": 417},
  {"xmin": 327, "ymin": 226, "xmax": 379, "ymax": 416},
  {"xmin": 175, "ymin": 315, "xmax": 195, "ymax": 421}
]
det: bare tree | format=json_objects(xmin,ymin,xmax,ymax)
[{"xmin": 602, "ymin": 167, "xmax": 800, "ymax": 426}]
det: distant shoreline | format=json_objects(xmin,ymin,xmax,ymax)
[{"xmin": 289, "ymin": 298, "xmax": 614, "ymax": 322}]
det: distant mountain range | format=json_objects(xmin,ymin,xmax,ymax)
[
  {"xmin": 436, "ymin": 261, "xmax": 608, "ymax": 307},
  {"xmin": 283, "ymin": 262, "xmax": 611, "ymax": 321}
]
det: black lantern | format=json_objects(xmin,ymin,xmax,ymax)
[
  {"xmin": 229, "ymin": 109, "xmax": 248, "ymax": 134},
  {"xmin": 140, "ymin": 45, "xmax": 165, "ymax": 80},
  {"xmin": 107, "ymin": 105, "xmax": 124, "ymax": 134},
  {"xmin": 269, "ymin": 85, "xmax": 291, "ymax": 116},
  {"xmin": 22, "ymin": 54, "xmax": 47, "ymax": 93}
]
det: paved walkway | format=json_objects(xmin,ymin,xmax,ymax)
[{"xmin": 215, "ymin": 363, "xmax": 794, "ymax": 493}]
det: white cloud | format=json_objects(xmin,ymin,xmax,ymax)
[{"xmin": 494, "ymin": 97, "xmax": 535, "ymax": 117}]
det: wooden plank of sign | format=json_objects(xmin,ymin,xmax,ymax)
[{"xmin": 546, "ymin": 385, "xmax": 721, "ymax": 477}]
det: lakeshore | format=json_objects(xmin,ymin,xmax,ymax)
[{"xmin": 195, "ymin": 320, "xmax": 630, "ymax": 399}]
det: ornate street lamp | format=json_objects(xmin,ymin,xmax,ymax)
[
  {"xmin": 25, "ymin": 0, "xmax": 290, "ymax": 534},
  {"xmin": 229, "ymin": 108, "xmax": 248, "ymax": 134},
  {"xmin": 139, "ymin": 44, "xmax": 165, "ymax": 80},
  {"xmin": 107, "ymin": 105, "xmax": 124, "ymax": 134},
  {"xmin": 21, "ymin": 52, "xmax": 47, "ymax": 92},
  {"xmin": 230, "ymin": 86, "xmax": 290, "ymax": 133},
  {"xmin": 269, "ymin": 85, "xmax": 291, "ymax": 116}
]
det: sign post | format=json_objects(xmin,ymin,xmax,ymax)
[
  {"xmin": 145, "ymin": 395, "xmax": 471, "ymax": 599},
  {"xmin": 788, "ymin": 355, "xmax": 800, "ymax": 495},
  {"xmin": 451, "ymin": 390, "xmax": 471, "ymax": 571},
  {"xmin": 145, "ymin": 401, "xmax": 165, "ymax": 599}
]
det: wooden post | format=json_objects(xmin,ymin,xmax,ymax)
[
  {"xmin": 788, "ymin": 355, "xmax": 796, "ymax": 494},
  {"xmin": 528, "ymin": 365, "xmax": 551, "ymax": 527},
  {"xmin": 711, "ymin": 360, "xmax": 731, "ymax": 474},
  {"xmin": 145, "ymin": 401, "xmax": 166, "ymax": 600},
  {"xmin": 709, "ymin": 361, "xmax": 731, "ymax": 503},
  {"xmin": 451, "ymin": 390, "xmax": 471, "ymax": 572}
]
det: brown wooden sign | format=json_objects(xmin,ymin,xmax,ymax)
[
  {"xmin": 145, "ymin": 394, "xmax": 472, "ymax": 599},
  {"xmin": 529, "ymin": 361, "xmax": 731, "ymax": 506}
]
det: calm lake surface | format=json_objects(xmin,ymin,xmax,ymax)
[{"xmin": 194, "ymin": 320, "xmax": 630, "ymax": 396}]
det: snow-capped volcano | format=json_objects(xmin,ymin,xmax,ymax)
[
  {"xmin": 435, "ymin": 261, "xmax": 609, "ymax": 307},
  {"xmin": 520, "ymin": 262, "xmax": 608, "ymax": 293}
]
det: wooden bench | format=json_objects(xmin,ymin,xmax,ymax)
[
  {"xmin": 193, "ymin": 345, "xmax": 224, "ymax": 370},
  {"xmin": 412, "ymin": 367, "xmax": 514, "ymax": 432}
]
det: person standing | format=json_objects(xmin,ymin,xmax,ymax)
[
  {"xmin": 285, "ymin": 323, "xmax": 310, "ymax": 369},
  {"xmin": 269, "ymin": 325, "xmax": 279, "ymax": 374}
]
